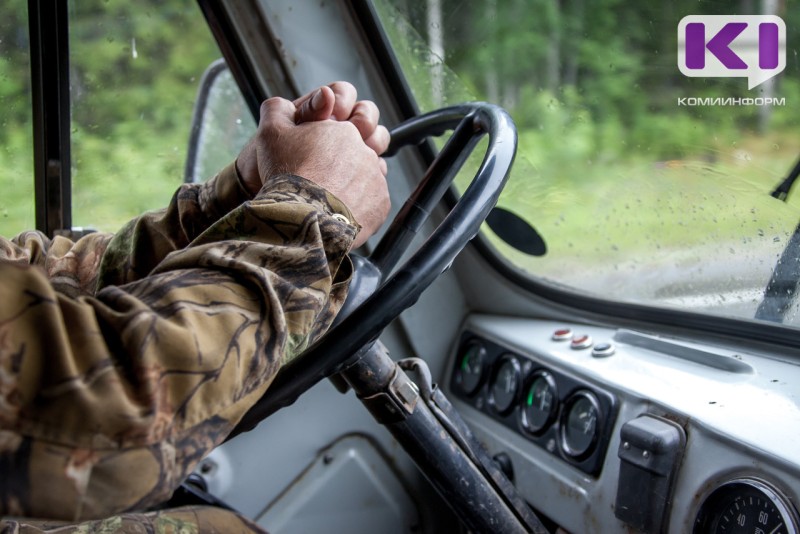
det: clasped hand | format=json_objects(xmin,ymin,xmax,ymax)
[{"xmin": 236, "ymin": 82, "xmax": 391, "ymax": 249}]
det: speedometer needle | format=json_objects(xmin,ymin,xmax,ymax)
[{"xmin": 770, "ymin": 523, "xmax": 784, "ymax": 534}]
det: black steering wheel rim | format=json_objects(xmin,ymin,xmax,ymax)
[{"xmin": 231, "ymin": 102, "xmax": 517, "ymax": 437}]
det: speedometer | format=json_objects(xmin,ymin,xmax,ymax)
[{"xmin": 694, "ymin": 478, "xmax": 800, "ymax": 534}]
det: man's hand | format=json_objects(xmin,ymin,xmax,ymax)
[
  {"xmin": 238, "ymin": 94, "xmax": 389, "ymax": 249},
  {"xmin": 293, "ymin": 82, "xmax": 390, "ymax": 164},
  {"xmin": 236, "ymin": 83, "xmax": 391, "ymax": 248}
]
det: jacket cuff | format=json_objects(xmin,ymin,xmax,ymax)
[{"xmin": 255, "ymin": 174, "xmax": 361, "ymax": 238}]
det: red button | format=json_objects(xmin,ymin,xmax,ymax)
[
  {"xmin": 552, "ymin": 328, "xmax": 573, "ymax": 341},
  {"xmin": 571, "ymin": 335, "xmax": 593, "ymax": 350}
]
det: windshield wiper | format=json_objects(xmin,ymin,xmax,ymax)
[
  {"xmin": 755, "ymin": 156, "xmax": 800, "ymax": 323},
  {"xmin": 769, "ymin": 156, "xmax": 800, "ymax": 201}
]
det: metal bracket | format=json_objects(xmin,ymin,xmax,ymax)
[{"xmin": 359, "ymin": 367, "xmax": 420, "ymax": 425}]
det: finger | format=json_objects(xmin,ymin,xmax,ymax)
[
  {"xmin": 291, "ymin": 86, "xmax": 318, "ymax": 109},
  {"xmin": 378, "ymin": 157, "xmax": 388, "ymax": 176},
  {"xmin": 348, "ymin": 100, "xmax": 380, "ymax": 141},
  {"xmin": 364, "ymin": 125, "xmax": 391, "ymax": 156},
  {"xmin": 328, "ymin": 81, "xmax": 358, "ymax": 120},
  {"xmin": 295, "ymin": 86, "xmax": 335, "ymax": 123}
]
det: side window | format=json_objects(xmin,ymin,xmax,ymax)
[
  {"xmin": 68, "ymin": 0, "xmax": 228, "ymax": 232},
  {"xmin": 0, "ymin": 0, "xmax": 34, "ymax": 236}
]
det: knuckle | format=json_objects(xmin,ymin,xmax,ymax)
[{"xmin": 260, "ymin": 96, "xmax": 289, "ymax": 118}]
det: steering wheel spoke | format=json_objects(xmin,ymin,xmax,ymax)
[{"xmin": 230, "ymin": 102, "xmax": 516, "ymax": 438}]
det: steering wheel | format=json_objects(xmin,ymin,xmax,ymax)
[{"xmin": 231, "ymin": 102, "xmax": 517, "ymax": 436}]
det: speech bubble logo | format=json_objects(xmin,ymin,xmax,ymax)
[{"xmin": 678, "ymin": 15, "xmax": 786, "ymax": 90}]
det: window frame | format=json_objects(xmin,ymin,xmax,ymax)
[{"xmin": 28, "ymin": 0, "xmax": 72, "ymax": 236}]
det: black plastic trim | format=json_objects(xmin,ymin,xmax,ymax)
[
  {"xmin": 28, "ymin": 0, "xmax": 71, "ymax": 235},
  {"xmin": 196, "ymin": 1, "xmax": 265, "ymax": 120},
  {"xmin": 349, "ymin": 0, "xmax": 437, "ymax": 163}
]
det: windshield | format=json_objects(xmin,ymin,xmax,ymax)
[{"xmin": 374, "ymin": 0, "xmax": 800, "ymax": 329}]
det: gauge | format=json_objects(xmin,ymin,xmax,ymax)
[
  {"xmin": 489, "ymin": 355, "xmax": 522, "ymax": 415},
  {"xmin": 560, "ymin": 390, "xmax": 601, "ymax": 459},
  {"xmin": 519, "ymin": 370, "xmax": 558, "ymax": 435},
  {"xmin": 694, "ymin": 478, "xmax": 800, "ymax": 534},
  {"xmin": 455, "ymin": 340, "xmax": 487, "ymax": 396}
]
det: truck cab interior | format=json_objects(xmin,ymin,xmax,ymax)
[{"xmin": 2, "ymin": 0, "xmax": 799, "ymax": 532}]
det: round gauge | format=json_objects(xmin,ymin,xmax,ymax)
[
  {"xmin": 560, "ymin": 390, "xmax": 601, "ymax": 459},
  {"xmin": 694, "ymin": 478, "xmax": 800, "ymax": 534},
  {"xmin": 519, "ymin": 370, "xmax": 558, "ymax": 434},
  {"xmin": 489, "ymin": 355, "xmax": 522, "ymax": 415},
  {"xmin": 455, "ymin": 340, "xmax": 487, "ymax": 396}
]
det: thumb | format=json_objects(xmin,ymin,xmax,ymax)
[{"xmin": 295, "ymin": 86, "xmax": 335, "ymax": 123}]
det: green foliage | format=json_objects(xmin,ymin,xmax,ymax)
[
  {"xmin": 382, "ymin": 0, "xmax": 799, "ymax": 168},
  {"xmin": 0, "ymin": 0, "xmax": 222, "ymax": 236}
]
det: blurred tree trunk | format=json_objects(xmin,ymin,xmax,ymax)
[
  {"xmin": 563, "ymin": 0, "xmax": 584, "ymax": 88},
  {"xmin": 484, "ymin": 0, "xmax": 499, "ymax": 103},
  {"xmin": 426, "ymin": 0, "xmax": 444, "ymax": 106},
  {"xmin": 546, "ymin": 0, "xmax": 561, "ymax": 92}
]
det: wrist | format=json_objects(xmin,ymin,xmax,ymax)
[{"xmin": 235, "ymin": 137, "xmax": 268, "ymax": 196}]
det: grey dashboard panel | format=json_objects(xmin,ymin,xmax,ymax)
[{"xmin": 444, "ymin": 314, "xmax": 800, "ymax": 533}]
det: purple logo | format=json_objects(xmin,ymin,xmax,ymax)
[{"xmin": 678, "ymin": 15, "xmax": 785, "ymax": 89}]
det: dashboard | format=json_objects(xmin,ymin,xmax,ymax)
[{"xmin": 443, "ymin": 314, "xmax": 800, "ymax": 533}]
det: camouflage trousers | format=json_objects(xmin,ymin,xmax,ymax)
[{"xmin": 0, "ymin": 506, "xmax": 266, "ymax": 533}]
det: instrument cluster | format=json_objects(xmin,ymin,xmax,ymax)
[{"xmin": 449, "ymin": 333, "xmax": 617, "ymax": 476}]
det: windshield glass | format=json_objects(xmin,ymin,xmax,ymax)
[{"xmin": 374, "ymin": 0, "xmax": 800, "ymax": 328}]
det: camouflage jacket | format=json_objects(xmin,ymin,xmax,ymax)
[{"xmin": 0, "ymin": 164, "xmax": 357, "ymax": 522}]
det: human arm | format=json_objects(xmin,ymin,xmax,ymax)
[
  {"xmin": 1, "ymin": 81, "xmax": 389, "ymax": 293},
  {"xmin": 0, "ymin": 93, "xmax": 389, "ymax": 520},
  {"xmin": 0, "ymin": 162, "xmax": 255, "ymax": 298}
]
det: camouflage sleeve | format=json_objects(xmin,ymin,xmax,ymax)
[
  {"xmin": 0, "ymin": 172, "xmax": 358, "ymax": 522},
  {"xmin": 0, "ymin": 163, "xmax": 254, "ymax": 299}
]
